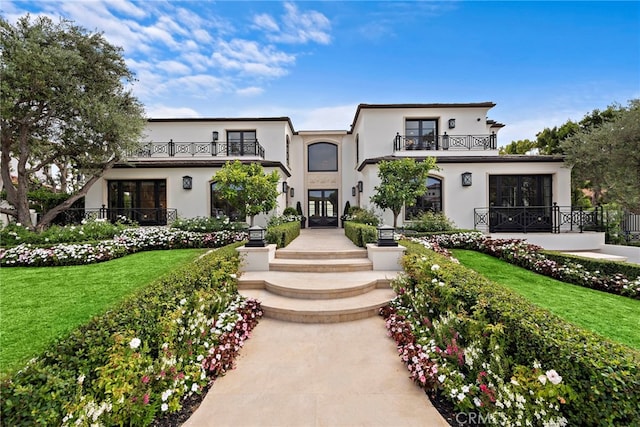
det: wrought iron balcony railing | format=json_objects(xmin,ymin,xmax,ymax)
[
  {"xmin": 473, "ymin": 204, "xmax": 605, "ymax": 234},
  {"xmin": 394, "ymin": 132, "xmax": 497, "ymax": 151},
  {"xmin": 128, "ymin": 139, "xmax": 265, "ymax": 159}
]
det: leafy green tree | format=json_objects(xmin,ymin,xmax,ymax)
[
  {"xmin": 370, "ymin": 158, "xmax": 437, "ymax": 228},
  {"xmin": 561, "ymin": 99, "xmax": 640, "ymax": 212},
  {"xmin": 499, "ymin": 139, "xmax": 537, "ymax": 155},
  {"xmin": 212, "ymin": 161, "xmax": 280, "ymax": 226},
  {"xmin": 0, "ymin": 15, "xmax": 145, "ymax": 230},
  {"xmin": 535, "ymin": 121, "xmax": 579, "ymax": 155}
]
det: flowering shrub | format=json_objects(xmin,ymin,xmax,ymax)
[
  {"xmin": 382, "ymin": 303, "xmax": 572, "ymax": 426},
  {"xmin": 1, "ymin": 243, "xmax": 263, "ymax": 426},
  {"xmin": 390, "ymin": 243, "xmax": 640, "ymax": 425},
  {"xmin": 267, "ymin": 213, "xmax": 303, "ymax": 227},
  {"xmin": 0, "ymin": 227, "xmax": 247, "ymax": 267},
  {"xmin": 171, "ymin": 216, "xmax": 247, "ymax": 233},
  {"xmin": 0, "ymin": 218, "xmax": 132, "ymax": 247},
  {"xmin": 406, "ymin": 232, "xmax": 640, "ymax": 299}
]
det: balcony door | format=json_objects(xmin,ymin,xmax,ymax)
[
  {"xmin": 308, "ymin": 189, "xmax": 338, "ymax": 227},
  {"xmin": 108, "ymin": 180, "xmax": 167, "ymax": 225}
]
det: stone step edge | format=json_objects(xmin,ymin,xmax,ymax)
[
  {"xmin": 269, "ymin": 263, "xmax": 373, "ymax": 273},
  {"xmin": 275, "ymin": 249, "xmax": 368, "ymax": 260},
  {"xmin": 238, "ymin": 278, "xmax": 393, "ymax": 299}
]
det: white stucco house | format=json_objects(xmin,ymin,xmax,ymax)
[{"xmin": 84, "ymin": 102, "xmax": 604, "ymax": 250}]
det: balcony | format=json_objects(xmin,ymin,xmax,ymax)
[
  {"xmin": 393, "ymin": 133, "xmax": 497, "ymax": 151},
  {"xmin": 128, "ymin": 139, "xmax": 266, "ymax": 159}
]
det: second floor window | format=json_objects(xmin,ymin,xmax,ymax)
[
  {"xmin": 308, "ymin": 142, "xmax": 338, "ymax": 172},
  {"xmin": 405, "ymin": 119, "xmax": 438, "ymax": 150},
  {"xmin": 227, "ymin": 130, "xmax": 256, "ymax": 155}
]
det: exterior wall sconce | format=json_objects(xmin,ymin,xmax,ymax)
[
  {"xmin": 182, "ymin": 175, "xmax": 193, "ymax": 190},
  {"xmin": 289, "ymin": 187, "xmax": 294, "ymax": 198},
  {"xmin": 462, "ymin": 172, "xmax": 472, "ymax": 187},
  {"xmin": 357, "ymin": 181, "xmax": 363, "ymax": 193},
  {"xmin": 212, "ymin": 131, "xmax": 219, "ymax": 141},
  {"xmin": 377, "ymin": 224, "xmax": 398, "ymax": 247},
  {"xmin": 448, "ymin": 118, "xmax": 456, "ymax": 129},
  {"xmin": 352, "ymin": 186, "xmax": 356, "ymax": 197},
  {"xmin": 282, "ymin": 182, "xmax": 288, "ymax": 193},
  {"xmin": 245, "ymin": 225, "xmax": 266, "ymax": 247}
]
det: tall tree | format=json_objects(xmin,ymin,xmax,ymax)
[
  {"xmin": 499, "ymin": 139, "xmax": 537, "ymax": 155},
  {"xmin": 561, "ymin": 99, "xmax": 640, "ymax": 212},
  {"xmin": 370, "ymin": 157, "xmax": 437, "ymax": 228},
  {"xmin": 535, "ymin": 121, "xmax": 579, "ymax": 155},
  {"xmin": 212, "ymin": 161, "xmax": 280, "ymax": 226},
  {"xmin": 0, "ymin": 15, "xmax": 145, "ymax": 230}
]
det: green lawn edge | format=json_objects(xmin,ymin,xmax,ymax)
[{"xmin": 451, "ymin": 249, "xmax": 640, "ymax": 350}]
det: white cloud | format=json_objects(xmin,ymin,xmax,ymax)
[
  {"xmin": 236, "ymin": 86, "xmax": 264, "ymax": 97},
  {"xmin": 253, "ymin": 13, "xmax": 280, "ymax": 32},
  {"xmin": 145, "ymin": 104, "xmax": 201, "ymax": 118},
  {"xmin": 254, "ymin": 2, "xmax": 331, "ymax": 45},
  {"xmin": 212, "ymin": 39, "xmax": 295, "ymax": 77},
  {"xmin": 156, "ymin": 60, "xmax": 191, "ymax": 76},
  {"xmin": 293, "ymin": 104, "xmax": 360, "ymax": 131}
]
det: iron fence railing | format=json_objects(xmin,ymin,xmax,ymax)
[
  {"xmin": 394, "ymin": 133, "xmax": 497, "ymax": 151},
  {"xmin": 474, "ymin": 204, "xmax": 605, "ymax": 234},
  {"xmin": 57, "ymin": 206, "xmax": 178, "ymax": 226},
  {"xmin": 622, "ymin": 212, "xmax": 640, "ymax": 243},
  {"xmin": 128, "ymin": 140, "xmax": 265, "ymax": 159}
]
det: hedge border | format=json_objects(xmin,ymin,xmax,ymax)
[{"xmin": 400, "ymin": 239, "xmax": 640, "ymax": 426}]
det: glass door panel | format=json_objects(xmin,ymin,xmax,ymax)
[{"xmin": 308, "ymin": 189, "xmax": 338, "ymax": 227}]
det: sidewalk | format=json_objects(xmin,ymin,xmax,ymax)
[
  {"xmin": 183, "ymin": 229, "xmax": 449, "ymax": 426},
  {"xmin": 183, "ymin": 317, "xmax": 449, "ymax": 426}
]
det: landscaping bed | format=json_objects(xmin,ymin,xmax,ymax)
[
  {"xmin": 0, "ymin": 243, "xmax": 263, "ymax": 426},
  {"xmin": 386, "ymin": 238, "xmax": 640, "ymax": 426}
]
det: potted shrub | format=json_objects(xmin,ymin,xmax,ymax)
[
  {"xmin": 296, "ymin": 201, "xmax": 306, "ymax": 229},
  {"xmin": 340, "ymin": 201, "xmax": 351, "ymax": 228}
]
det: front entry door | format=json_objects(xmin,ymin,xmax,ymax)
[{"xmin": 308, "ymin": 189, "xmax": 338, "ymax": 227}]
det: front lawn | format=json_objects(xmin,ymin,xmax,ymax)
[
  {"xmin": 0, "ymin": 248, "xmax": 207, "ymax": 375},
  {"xmin": 451, "ymin": 249, "xmax": 640, "ymax": 350}
]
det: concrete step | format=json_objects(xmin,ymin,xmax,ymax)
[
  {"xmin": 562, "ymin": 251, "xmax": 628, "ymax": 263},
  {"xmin": 239, "ymin": 288, "xmax": 397, "ymax": 323},
  {"xmin": 269, "ymin": 257, "xmax": 373, "ymax": 273},
  {"xmin": 275, "ymin": 249, "xmax": 368, "ymax": 260},
  {"xmin": 238, "ymin": 271, "xmax": 399, "ymax": 299}
]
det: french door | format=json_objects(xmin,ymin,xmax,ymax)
[{"xmin": 308, "ymin": 189, "xmax": 338, "ymax": 227}]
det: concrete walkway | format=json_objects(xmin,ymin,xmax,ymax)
[{"xmin": 183, "ymin": 229, "xmax": 449, "ymax": 426}]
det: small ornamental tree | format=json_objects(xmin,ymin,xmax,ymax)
[
  {"xmin": 212, "ymin": 161, "xmax": 280, "ymax": 226},
  {"xmin": 370, "ymin": 158, "xmax": 437, "ymax": 228}
]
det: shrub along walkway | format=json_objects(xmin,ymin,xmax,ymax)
[{"xmin": 184, "ymin": 229, "xmax": 448, "ymax": 426}]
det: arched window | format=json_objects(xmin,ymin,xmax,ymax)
[
  {"xmin": 405, "ymin": 176, "xmax": 443, "ymax": 220},
  {"xmin": 210, "ymin": 182, "xmax": 244, "ymax": 221},
  {"xmin": 308, "ymin": 142, "xmax": 338, "ymax": 172}
]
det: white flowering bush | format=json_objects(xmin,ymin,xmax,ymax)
[
  {"xmin": 0, "ymin": 227, "xmax": 248, "ymax": 267},
  {"xmin": 387, "ymin": 242, "xmax": 640, "ymax": 425},
  {"xmin": 1, "ymin": 243, "xmax": 263, "ymax": 426}
]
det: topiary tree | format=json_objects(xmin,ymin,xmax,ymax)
[
  {"xmin": 212, "ymin": 161, "xmax": 280, "ymax": 226},
  {"xmin": 370, "ymin": 158, "xmax": 438, "ymax": 228}
]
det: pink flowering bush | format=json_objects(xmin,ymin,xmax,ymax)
[
  {"xmin": 406, "ymin": 232, "xmax": 640, "ymax": 299},
  {"xmin": 388, "ymin": 241, "xmax": 640, "ymax": 425}
]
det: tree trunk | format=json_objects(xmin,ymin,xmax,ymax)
[{"xmin": 36, "ymin": 158, "xmax": 118, "ymax": 231}]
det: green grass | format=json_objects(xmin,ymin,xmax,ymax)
[
  {"xmin": 0, "ymin": 249, "xmax": 207, "ymax": 374},
  {"xmin": 451, "ymin": 249, "xmax": 640, "ymax": 350}
]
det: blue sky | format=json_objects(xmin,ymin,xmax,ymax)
[{"xmin": 2, "ymin": 1, "xmax": 639, "ymax": 145}]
